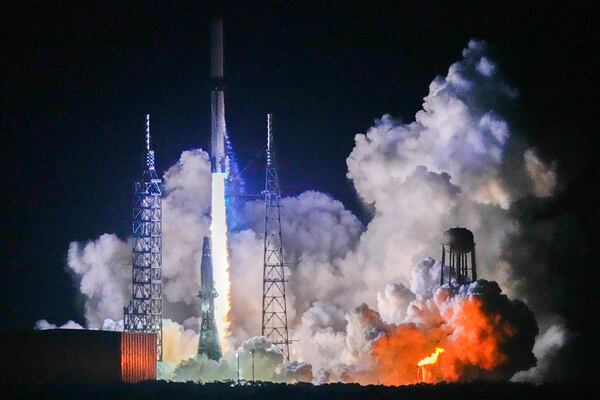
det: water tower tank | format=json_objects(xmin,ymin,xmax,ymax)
[
  {"xmin": 440, "ymin": 227, "xmax": 477, "ymax": 286},
  {"xmin": 443, "ymin": 227, "xmax": 475, "ymax": 253}
]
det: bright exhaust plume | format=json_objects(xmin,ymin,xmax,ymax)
[{"xmin": 211, "ymin": 172, "xmax": 231, "ymax": 351}]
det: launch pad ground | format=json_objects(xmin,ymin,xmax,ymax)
[{"xmin": 4, "ymin": 381, "xmax": 589, "ymax": 400}]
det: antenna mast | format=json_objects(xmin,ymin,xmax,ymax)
[{"xmin": 261, "ymin": 114, "xmax": 291, "ymax": 361}]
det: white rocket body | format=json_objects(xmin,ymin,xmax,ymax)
[{"xmin": 211, "ymin": 18, "xmax": 226, "ymax": 174}]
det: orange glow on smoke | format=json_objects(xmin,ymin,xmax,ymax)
[
  {"xmin": 417, "ymin": 347, "xmax": 445, "ymax": 367},
  {"xmin": 370, "ymin": 296, "xmax": 517, "ymax": 385}
]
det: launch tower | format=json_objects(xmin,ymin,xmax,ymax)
[
  {"xmin": 197, "ymin": 237, "xmax": 222, "ymax": 361},
  {"xmin": 440, "ymin": 227, "xmax": 477, "ymax": 286},
  {"xmin": 261, "ymin": 114, "xmax": 291, "ymax": 361},
  {"xmin": 124, "ymin": 114, "xmax": 163, "ymax": 361}
]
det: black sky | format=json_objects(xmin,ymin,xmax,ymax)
[{"xmin": 2, "ymin": 1, "xmax": 597, "ymax": 380}]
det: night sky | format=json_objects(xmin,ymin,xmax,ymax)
[{"xmin": 3, "ymin": 1, "xmax": 597, "ymax": 381}]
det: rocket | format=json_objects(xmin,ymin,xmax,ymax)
[
  {"xmin": 197, "ymin": 236, "xmax": 222, "ymax": 361},
  {"xmin": 210, "ymin": 17, "xmax": 226, "ymax": 174}
]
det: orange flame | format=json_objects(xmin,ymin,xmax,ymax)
[
  {"xmin": 417, "ymin": 347, "xmax": 445, "ymax": 367},
  {"xmin": 369, "ymin": 296, "xmax": 518, "ymax": 385}
]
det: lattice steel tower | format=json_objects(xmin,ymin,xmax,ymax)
[
  {"xmin": 261, "ymin": 114, "xmax": 291, "ymax": 361},
  {"xmin": 124, "ymin": 114, "xmax": 163, "ymax": 361}
]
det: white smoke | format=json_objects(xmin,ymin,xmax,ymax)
[
  {"xmin": 228, "ymin": 229, "xmax": 263, "ymax": 341},
  {"xmin": 66, "ymin": 233, "xmax": 130, "ymax": 328},
  {"xmin": 35, "ymin": 319, "xmax": 84, "ymax": 330},
  {"xmin": 168, "ymin": 336, "xmax": 312, "ymax": 383},
  {"xmin": 270, "ymin": 39, "xmax": 554, "ymax": 380},
  {"xmin": 376, "ymin": 283, "xmax": 415, "ymax": 324},
  {"xmin": 230, "ymin": 190, "xmax": 363, "ymax": 337},
  {"xmin": 523, "ymin": 148, "xmax": 557, "ymax": 198},
  {"xmin": 161, "ymin": 149, "xmax": 212, "ymax": 320},
  {"xmin": 101, "ymin": 318, "xmax": 124, "ymax": 331},
  {"xmin": 162, "ymin": 318, "xmax": 200, "ymax": 365},
  {"xmin": 280, "ymin": 361, "xmax": 313, "ymax": 383},
  {"xmin": 229, "ymin": 41, "xmax": 546, "ymax": 358},
  {"xmin": 40, "ymin": 40, "xmax": 562, "ymax": 383},
  {"xmin": 512, "ymin": 322, "xmax": 568, "ymax": 383},
  {"xmin": 290, "ymin": 302, "xmax": 351, "ymax": 372},
  {"xmin": 340, "ymin": 41, "xmax": 520, "ymax": 304},
  {"xmin": 410, "ymin": 257, "xmax": 442, "ymax": 298}
]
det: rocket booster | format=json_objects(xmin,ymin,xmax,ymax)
[
  {"xmin": 197, "ymin": 236, "xmax": 221, "ymax": 360},
  {"xmin": 198, "ymin": 237, "xmax": 218, "ymax": 308},
  {"xmin": 211, "ymin": 17, "xmax": 226, "ymax": 174}
]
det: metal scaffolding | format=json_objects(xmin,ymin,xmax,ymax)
[
  {"xmin": 124, "ymin": 114, "xmax": 163, "ymax": 361},
  {"xmin": 261, "ymin": 114, "xmax": 291, "ymax": 361}
]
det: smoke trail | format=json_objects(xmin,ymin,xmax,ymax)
[{"xmin": 211, "ymin": 172, "xmax": 232, "ymax": 351}]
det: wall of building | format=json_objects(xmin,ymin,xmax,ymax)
[{"xmin": 0, "ymin": 330, "xmax": 156, "ymax": 384}]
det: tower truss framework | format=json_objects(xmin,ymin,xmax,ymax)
[
  {"xmin": 124, "ymin": 114, "xmax": 163, "ymax": 361},
  {"xmin": 261, "ymin": 114, "xmax": 291, "ymax": 361}
]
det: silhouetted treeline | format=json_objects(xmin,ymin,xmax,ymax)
[{"xmin": 3, "ymin": 380, "xmax": 592, "ymax": 400}]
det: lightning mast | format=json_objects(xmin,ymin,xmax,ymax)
[
  {"xmin": 124, "ymin": 114, "xmax": 163, "ymax": 361},
  {"xmin": 261, "ymin": 114, "xmax": 291, "ymax": 361}
]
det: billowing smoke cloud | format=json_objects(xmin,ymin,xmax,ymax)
[
  {"xmin": 166, "ymin": 336, "xmax": 312, "ymax": 383},
  {"xmin": 66, "ymin": 233, "xmax": 131, "ymax": 327},
  {"xmin": 290, "ymin": 302, "xmax": 351, "ymax": 374},
  {"xmin": 523, "ymin": 149, "xmax": 557, "ymax": 198},
  {"xmin": 226, "ymin": 42, "xmax": 554, "ymax": 382},
  {"xmin": 281, "ymin": 262, "xmax": 537, "ymax": 385},
  {"xmin": 355, "ymin": 279, "xmax": 538, "ymax": 385},
  {"xmin": 341, "ymin": 41, "xmax": 522, "ymax": 301},
  {"xmin": 162, "ymin": 318, "xmax": 200, "ymax": 365},
  {"xmin": 36, "ymin": 319, "xmax": 84, "ymax": 330},
  {"xmin": 376, "ymin": 283, "xmax": 415, "ymax": 324},
  {"xmin": 161, "ymin": 149, "xmax": 211, "ymax": 321},
  {"xmin": 512, "ymin": 323, "xmax": 568, "ymax": 383},
  {"xmin": 40, "ymin": 40, "xmax": 562, "ymax": 383},
  {"xmin": 229, "ymin": 190, "xmax": 363, "ymax": 342}
]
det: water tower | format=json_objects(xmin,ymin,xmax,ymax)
[{"xmin": 440, "ymin": 227, "xmax": 477, "ymax": 286}]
